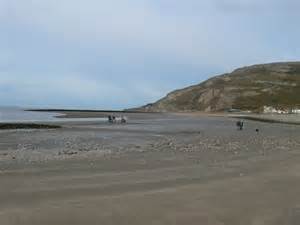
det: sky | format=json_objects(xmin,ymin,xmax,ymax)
[{"xmin": 0, "ymin": 0, "xmax": 299, "ymax": 109}]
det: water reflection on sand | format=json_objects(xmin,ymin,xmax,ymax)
[{"xmin": 0, "ymin": 107, "xmax": 106, "ymax": 123}]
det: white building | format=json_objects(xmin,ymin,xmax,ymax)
[
  {"xmin": 291, "ymin": 109, "xmax": 300, "ymax": 114},
  {"xmin": 263, "ymin": 106, "xmax": 289, "ymax": 114},
  {"xmin": 263, "ymin": 106, "xmax": 300, "ymax": 114}
]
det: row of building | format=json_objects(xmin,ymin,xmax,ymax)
[{"xmin": 263, "ymin": 106, "xmax": 300, "ymax": 114}]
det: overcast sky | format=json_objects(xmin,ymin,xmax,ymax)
[{"xmin": 0, "ymin": 0, "xmax": 299, "ymax": 109}]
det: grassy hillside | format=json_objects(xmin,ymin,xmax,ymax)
[{"xmin": 138, "ymin": 62, "xmax": 300, "ymax": 112}]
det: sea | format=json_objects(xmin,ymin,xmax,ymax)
[{"xmin": 0, "ymin": 107, "xmax": 106, "ymax": 123}]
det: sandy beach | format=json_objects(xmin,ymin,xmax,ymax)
[{"xmin": 1, "ymin": 112, "xmax": 300, "ymax": 225}]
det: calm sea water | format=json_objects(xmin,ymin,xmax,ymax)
[
  {"xmin": 0, "ymin": 107, "xmax": 62, "ymax": 123},
  {"xmin": 0, "ymin": 107, "xmax": 106, "ymax": 123}
]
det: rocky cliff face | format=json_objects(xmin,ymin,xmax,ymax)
[{"xmin": 138, "ymin": 62, "xmax": 300, "ymax": 112}]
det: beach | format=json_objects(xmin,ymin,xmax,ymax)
[{"xmin": 1, "ymin": 112, "xmax": 300, "ymax": 225}]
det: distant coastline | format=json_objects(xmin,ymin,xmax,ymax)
[
  {"xmin": 27, "ymin": 109, "xmax": 162, "ymax": 119},
  {"xmin": 28, "ymin": 109, "xmax": 128, "ymax": 113},
  {"xmin": 27, "ymin": 109, "xmax": 153, "ymax": 114},
  {"xmin": 29, "ymin": 109, "xmax": 300, "ymax": 125}
]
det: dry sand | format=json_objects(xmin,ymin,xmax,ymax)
[{"xmin": 0, "ymin": 112, "xmax": 300, "ymax": 225}]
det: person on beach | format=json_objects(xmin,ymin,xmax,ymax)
[
  {"xmin": 236, "ymin": 121, "xmax": 244, "ymax": 130},
  {"xmin": 108, "ymin": 115, "xmax": 113, "ymax": 123},
  {"xmin": 108, "ymin": 115, "xmax": 116, "ymax": 123},
  {"xmin": 121, "ymin": 116, "xmax": 127, "ymax": 124}
]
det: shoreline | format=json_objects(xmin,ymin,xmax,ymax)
[
  {"xmin": 172, "ymin": 112, "xmax": 300, "ymax": 125},
  {"xmin": 27, "ymin": 109, "xmax": 163, "ymax": 119},
  {"xmin": 15, "ymin": 109, "xmax": 300, "ymax": 128},
  {"xmin": 27, "ymin": 109, "xmax": 158, "ymax": 114},
  {"xmin": 228, "ymin": 113, "xmax": 300, "ymax": 125},
  {"xmin": 229, "ymin": 115, "xmax": 300, "ymax": 125}
]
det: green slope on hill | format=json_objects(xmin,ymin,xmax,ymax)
[{"xmin": 138, "ymin": 62, "xmax": 300, "ymax": 112}]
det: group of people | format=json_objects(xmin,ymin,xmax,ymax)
[{"xmin": 108, "ymin": 115, "xmax": 127, "ymax": 124}]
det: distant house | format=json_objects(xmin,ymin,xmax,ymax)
[
  {"xmin": 263, "ymin": 106, "xmax": 289, "ymax": 114},
  {"xmin": 291, "ymin": 109, "xmax": 300, "ymax": 114},
  {"xmin": 263, "ymin": 106, "xmax": 300, "ymax": 114}
]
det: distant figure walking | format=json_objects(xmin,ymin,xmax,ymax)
[
  {"xmin": 108, "ymin": 115, "xmax": 114, "ymax": 123},
  {"xmin": 236, "ymin": 121, "xmax": 244, "ymax": 130},
  {"xmin": 255, "ymin": 128, "xmax": 259, "ymax": 133}
]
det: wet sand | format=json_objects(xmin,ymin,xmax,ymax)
[
  {"xmin": 1, "ymin": 112, "xmax": 300, "ymax": 225},
  {"xmin": 231, "ymin": 113, "xmax": 300, "ymax": 125}
]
